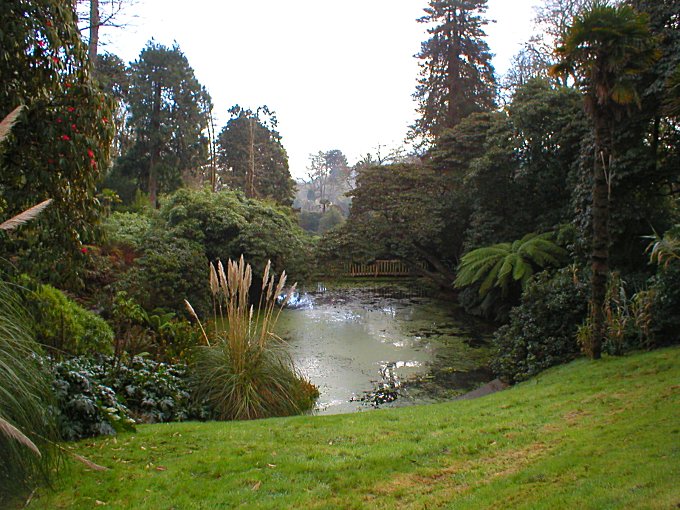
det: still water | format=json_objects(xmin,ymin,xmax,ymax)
[{"xmin": 275, "ymin": 281, "xmax": 494, "ymax": 415}]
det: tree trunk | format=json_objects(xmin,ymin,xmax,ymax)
[
  {"xmin": 148, "ymin": 80, "xmax": 161, "ymax": 208},
  {"xmin": 445, "ymin": 8, "xmax": 461, "ymax": 129},
  {"xmin": 589, "ymin": 115, "xmax": 612, "ymax": 359},
  {"xmin": 88, "ymin": 0, "xmax": 100, "ymax": 64},
  {"xmin": 412, "ymin": 242, "xmax": 457, "ymax": 287},
  {"xmin": 246, "ymin": 118, "xmax": 255, "ymax": 198}
]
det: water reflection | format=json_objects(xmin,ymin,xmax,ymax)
[{"xmin": 276, "ymin": 281, "xmax": 493, "ymax": 415}]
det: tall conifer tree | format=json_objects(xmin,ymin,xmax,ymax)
[{"xmin": 411, "ymin": 0, "xmax": 496, "ymax": 144}]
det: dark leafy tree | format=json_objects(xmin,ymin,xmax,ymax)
[
  {"xmin": 551, "ymin": 1, "xmax": 658, "ymax": 358},
  {"xmin": 216, "ymin": 105, "xmax": 294, "ymax": 206},
  {"xmin": 411, "ymin": 0, "xmax": 496, "ymax": 144},
  {"xmin": 0, "ymin": 0, "xmax": 114, "ymax": 286},
  {"xmin": 345, "ymin": 163, "xmax": 457, "ymax": 288},
  {"xmin": 124, "ymin": 42, "xmax": 210, "ymax": 207}
]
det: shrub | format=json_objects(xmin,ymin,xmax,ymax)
[
  {"xmin": 50, "ymin": 357, "xmax": 135, "ymax": 441},
  {"xmin": 117, "ymin": 234, "xmax": 210, "ymax": 316},
  {"xmin": 98, "ymin": 356, "xmax": 209, "ymax": 423},
  {"xmin": 318, "ymin": 207, "xmax": 345, "ymax": 233},
  {"xmin": 49, "ymin": 355, "xmax": 209, "ymax": 441},
  {"xmin": 649, "ymin": 263, "xmax": 680, "ymax": 345},
  {"xmin": 187, "ymin": 258, "xmax": 318, "ymax": 420},
  {"xmin": 492, "ymin": 267, "xmax": 588, "ymax": 383},
  {"xmin": 32, "ymin": 284, "xmax": 114, "ymax": 356}
]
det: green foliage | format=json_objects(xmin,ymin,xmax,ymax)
[
  {"xmin": 298, "ymin": 210, "xmax": 322, "ymax": 233},
  {"xmin": 32, "ymin": 284, "xmax": 114, "ymax": 356},
  {"xmin": 109, "ymin": 291, "xmax": 201, "ymax": 362},
  {"xmin": 123, "ymin": 41, "xmax": 210, "ymax": 205},
  {"xmin": 217, "ymin": 105, "xmax": 295, "ymax": 205},
  {"xmin": 0, "ymin": 280, "xmax": 59, "ymax": 500},
  {"xmin": 346, "ymin": 163, "xmax": 457, "ymax": 288},
  {"xmin": 118, "ymin": 235, "xmax": 209, "ymax": 317},
  {"xmin": 50, "ymin": 355, "xmax": 208, "ymax": 441},
  {"xmin": 455, "ymin": 233, "xmax": 567, "ymax": 298},
  {"xmin": 411, "ymin": 0, "xmax": 496, "ymax": 142},
  {"xmin": 649, "ymin": 264, "xmax": 680, "ymax": 346},
  {"xmin": 0, "ymin": 0, "xmax": 115, "ymax": 287},
  {"xmin": 189, "ymin": 259, "xmax": 318, "ymax": 420},
  {"xmin": 50, "ymin": 357, "xmax": 135, "ymax": 441},
  {"xmin": 318, "ymin": 207, "xmax": 345, "ymax": 234},
  {"xmin": 103, "ymin": 211, "xmax": 153, "ymax": 250},
  {"xmin": 160, "ymin": 188, "xmax": 311, "ymax": 283},
  {"xmin": 492, "ymin": 268, "xmax": 588, "ymax": 383}
]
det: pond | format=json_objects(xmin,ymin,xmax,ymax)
[{"xmin": 275, "ymin": 280, "xmax": 495, "ymax": 415}]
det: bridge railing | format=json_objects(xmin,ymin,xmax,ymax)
[{"xmin": 320, "ymin": 259, "xmax": 423, "ymax": 277}]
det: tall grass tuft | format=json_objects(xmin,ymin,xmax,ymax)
[
  {"xmin": 187, "ymin": 256, "xmax": 317, "ymax": 420},
  {"xmin": 0, "ymin": 280, "xmax": 60, "ymax": 501}
]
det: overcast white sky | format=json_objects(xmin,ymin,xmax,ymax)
[{"xmin": 101, "ymin": 0, "xmax": 542, "ymax": 179}]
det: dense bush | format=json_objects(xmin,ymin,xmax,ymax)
[
  {"xmin": 50, "ymin": 357, "xmax": 135, "ymax": 441},
  {"xmin": 649, "ymin": 264, "xmax": 680, "ymax": 346},
  {"xmin": 492, "ymin": 268, "xmax": 588, "ymax": 383},
  {"xmin": 50, "ymin": 355, "xmax": 208, "ymax": 441},
  {"xmin": 32, "ymin": 284, "xmax": 114, "ymax": 355},
  {"xmin": 161, "ymin": 188, "xmax": 312, "ymax": 282},
  {"xmin": 318, "ymin": 207, "xmax": 346, "ymax": 233},
  {"xmin": 117, "ymin": 234, "xmax": 210, "ymax": 316}
]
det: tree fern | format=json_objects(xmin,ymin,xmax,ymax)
[{"xmin": 455, "ymin": 233, "xmax": 567, "ymax": 297}]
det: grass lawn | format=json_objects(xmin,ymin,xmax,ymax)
[{"xmin": 27, "ymin": 347, "xmax": 680, "ymax": 509}]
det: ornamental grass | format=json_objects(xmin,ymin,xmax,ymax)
[{"xmin": 186, "ymin": 256, "xmax": 317, "ymax": 420}]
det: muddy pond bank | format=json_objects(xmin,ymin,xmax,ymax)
[{"xmin": 275, "ymin": 280, "xmax": 495, "ymax": 415}]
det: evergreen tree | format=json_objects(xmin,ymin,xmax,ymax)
[
  {"xmin": 411, "ymin": 0, "xmax": 496, "ymax": 144},
  {"xmin": 216, "ymin": 106, "xmax": 294, "ymax": 206},
  {"xmin": 124, "ymin": 42, "xmax": 210, "ymax": 207}
]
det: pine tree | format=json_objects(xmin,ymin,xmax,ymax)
[
  {"xmin": 126, "ymin": 42, "xmax": 210, "ymax": 207},
  {"xmin": 411, "ymin": 0, "xmax": 497, "ymax": 144}
]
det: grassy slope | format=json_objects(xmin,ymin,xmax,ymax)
[{"xmin": 33, "ymin": 348, "xmax": 679, "ymax": 509}]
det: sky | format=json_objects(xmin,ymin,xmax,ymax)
[{"xmin": 100, "ymin": 0, "xmax": 542, "ymax": 179}]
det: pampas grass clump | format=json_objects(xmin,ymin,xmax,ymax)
[
  {"xmin": 187, "ymin": 256, "xmax": 317, "ymax": 420},
  {"xmin": 0, "ymin": 280, "xmax": 60, "ymax": 501}
]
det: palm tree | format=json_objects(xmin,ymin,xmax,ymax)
[
  {"xmin": 550, "ymin": 2, "xmax": 658, "ymax": 359},
  {"xmin": 455, "ymin": 232, "xmax": 566, "ymax": 298}
]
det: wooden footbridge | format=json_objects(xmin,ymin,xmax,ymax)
[{"xmin": 323, "ymin": 259, "xmax": 421, "ymax": 277}]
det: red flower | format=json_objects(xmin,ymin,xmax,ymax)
[
  {"xmin": 37, "ymin": 40, "xmax": 45, "ymax": 48},
  {"xmin": 60, "ymin": 134, "xmax": 70, "ymax": 141},
  {"xmin": 71, "ymin": 124, "xmax": 77, "ymax": 130},
  {"xmin": 46, "ymin": 21, "xmax": 53, "ymax": 27},
  {"xmin": 51, "ymin": 56, "xmax": 58, "ymax": 64},
  {"xmin": 81, "ymin": 247, "xmax": 88, "ymax": 254},
  {"xmin": 67, "ymin": 106, "xmax": 75, "ymax": 112},
  {"xmin": 56, "ymin": 117, "xmax": 62, "ymax": 123},
  {"xmin": 87, "ymin": 149, "xmax": 94, "ymax": 158}
]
